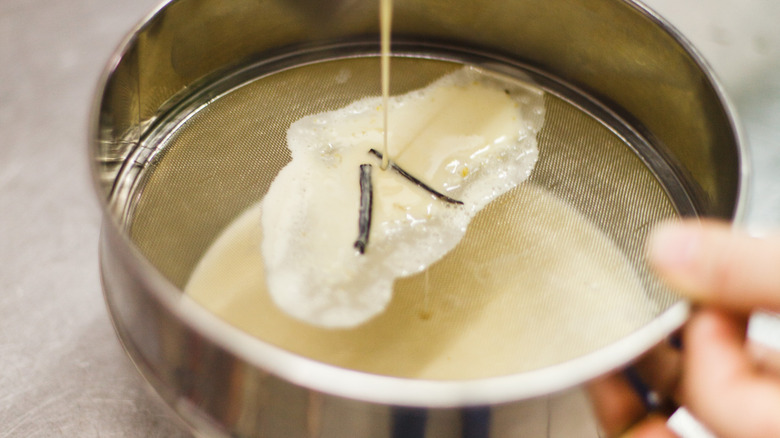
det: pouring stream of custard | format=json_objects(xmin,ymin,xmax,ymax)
[{"xmin": 380, "ymin": 0, "xmax": 392, "ymax": 169}]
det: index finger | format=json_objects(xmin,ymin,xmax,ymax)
[
  {"xmin": 647, "ymin": 220, "xmax": 780, "ymax": 312},
  {"xmin": 682, "ymin": 309, "xmax": 780, "ymax": 438}
]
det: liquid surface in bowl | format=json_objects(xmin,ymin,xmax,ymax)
[
  {"xmin": 185, "ymin": 182, "xmax": 655, "ymax": 380},
  {"xmin": 127, "ymin": 56, "xmax": 680, "ymax": 380},
  {"xmin": 260, "ymin": 67, "xmax": 543, "ymax": 327}
]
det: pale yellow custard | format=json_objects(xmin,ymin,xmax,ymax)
[{"xmin": 184, "ymin": 183, "xmax": 654, "ymax": 379}]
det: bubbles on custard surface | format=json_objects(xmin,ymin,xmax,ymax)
[{"xmin": 260, "ymin": 66, "xmax": 546, "ymax": 327}]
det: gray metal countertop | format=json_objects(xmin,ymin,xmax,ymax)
[{"xmin": 1, "ymin": 0, "xmax": 779, "ymax": 436}]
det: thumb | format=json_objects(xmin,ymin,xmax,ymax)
[{"xmin": 647, "ymin": 220, "xmax": 780, "ymax": 313}]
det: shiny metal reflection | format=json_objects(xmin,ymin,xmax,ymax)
[{"xmin": 89, "ymin": 0, "xmax": 747, "ymax": 436}]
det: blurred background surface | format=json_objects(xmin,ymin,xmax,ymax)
[{"xmin": 1, "ymin": 0, "xmax": 778, "ymax": 436}]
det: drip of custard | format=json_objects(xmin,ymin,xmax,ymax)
[
  {"xmin": 259, "ymin": 67, "xmax": 545, "ymax": 327},
  {"xmin": 380, "ymin": 0, "xmax": 392, "ymax": 169}
]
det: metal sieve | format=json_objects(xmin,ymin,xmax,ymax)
[{"xmin": 90, "ymin": 0, "xmax": 747, "ymax": 436}]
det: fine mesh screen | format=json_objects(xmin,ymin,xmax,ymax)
[{"xmin": 126, "ymin": 56, "xmax": 680, "ymax": 379}]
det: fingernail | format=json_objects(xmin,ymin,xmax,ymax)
[{"xmin": 647, "ymin": 222, "xmax": 700, "ymax": 274}]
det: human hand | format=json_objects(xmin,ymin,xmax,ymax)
[{"xmin": 589, "ymin": 220, "xmax": 780, "ymax": 438}]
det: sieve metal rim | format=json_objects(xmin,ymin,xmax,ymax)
[
  {"xmin": 97, "ymin": 57, "xmax": 707, "ymax": 408},
  {"xmin": 633, "ymin": 0, "xmax": 751, "ymax": 223},
  {"xmin": 89, "ymin": 0, "xmax": 750, "ymax": 411}
]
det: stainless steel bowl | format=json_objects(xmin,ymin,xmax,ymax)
[{"xmin": 90, "ymin": 0, "xmax": 747, "ymax": 436}]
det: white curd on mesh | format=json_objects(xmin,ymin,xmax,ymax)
[{"xmin": 260, "ymin": 67, "xmax": 545, "ymax": 327}]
